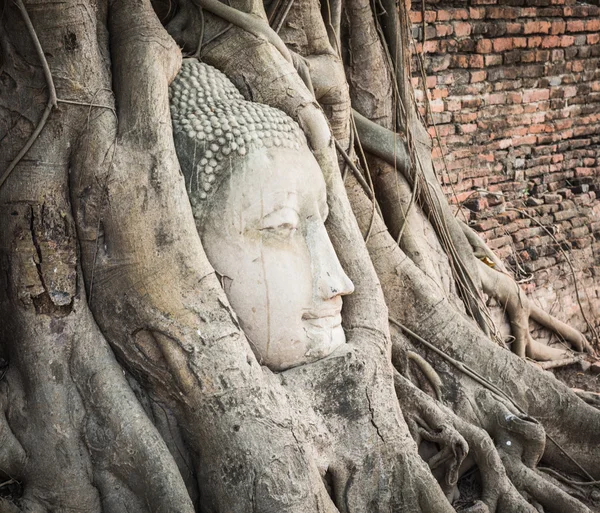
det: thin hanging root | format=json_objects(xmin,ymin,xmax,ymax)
[
  {"xmin": 507, "ymin": 208, "xmax": 600, "ymax": 347},
  {"xmin": 0, "ymin": 0, "xmax": 57, "ymax": 189},
  {"xmin": 477, "ymin": 259, "xmax": 593, "ymax": 360},
  {"xmin": 191, "ymin": 0, "xmax": 292, "ymax": 63}
]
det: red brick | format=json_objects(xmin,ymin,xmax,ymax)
[
  {"xmin": 458, "ymin": 123, "xmax": 478, "ymax": 134},
  {"xmin": 486, "ymin": 92, "xmax": 506, "ymax": 105},
  {"xmin": 476, "ymin": 39, "xmax": 493, "ymax": 53},
  {"xmin": 470, "ymin": 70, "xmax": 487, "ymax": 83},
  {"xmin": 469, "ymin": 54, "xmax": 485, "ymax": 68},
  {"xmin": 450, "ymin": 55, "xmax": 469, "ymax": 68},
  {"xmin": 431, "ymin": 88, "xmax": 449, "ymax": 99},
  {"xmin": 551, "ymin": 21, "xmax": 566, "ymax": 34},
  {"xmin": 585, "ymin": 19, "xmax": 600, "ymax": 32},
  {"xmin": 588, "ymin": 34, "xmax": 600, "ymax": 45},
  {"xmin": 513, "ymin": 37, "xmax": 527, "ymax": 49},
  {"xmin": 528, "ymin": 36, "xmax": 543, "ymax": 48},
  {"xmin": 426, "ymin": 75, "xmax": 437, "ymax": 89},
  {"xmin": 470, "ymin": 7, "xmax": 485, "ymax": 19},
  {"xmin": 423, "ymin": 40, "xmax": 438, "ymax": 53},
  {"xmin": 450, "ymin": 8, "xmax": 469, "ymax": 20},
  {"xmin": 506, "ymin": 22, "xmax": 522, "ymax": 35},
  {"xmin": 560, "ymin": 35, "xmax": 575, "ymax": 47},
  {"xmin": 453, "ymin": 21, "xmax": 472, "ymax": 38},
  {"xmin": 493, "ymin": 38, "xmax": 514, "ymax": 52},
  {"xmin": 445, "ymin": 99, "xmax": 461, "ymax": 112},
  {"xmin": 523, "ymin": 89, "xmax": 550, "ymax": 103},
  {"xmin": 542, "ymin": 36, "xmax": 561, "ymax": 48},
  {"xmin": 563, "ymin": 85, "xmax": 577, "ymax": 98},
  {"xmin": 436, "ymin": 24, "xmax": 453, "ymax": 38},
  {"xmin": 425, "ymin": 11, "xmax": 437, "ymax": 22},
  {"xmin": 571, "ymin": 60, "xmax": 584, "ymax": 72},
  {"xmin": 430, "ymin": 99, "xmax": 445, "ymax": 113},
  {"xmin": 410, "ymin": 11, "xmax": 422, "ymax": 24},
  {"xmin": 429, "ymin": 124, "xmax": 454, "ymax": 137},
  {"xmin": 485, "ymin": 54, "xmax": 503, "ymax": 66},
  {"xmin": 566, "ymin": 20, "xmax": 585, "ymax": 32},
  {"xmin": 524, "ymin": 21, "xmax": 551, "ymax": 34},
  {"xmin": 436, "ymin": 10, "xmax": 451, "ymax": 22},
  {"xmin": 507, "ymin": 91, "xmax": 523, "ymax": 103}
]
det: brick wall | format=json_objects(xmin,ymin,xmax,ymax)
[{"xmin": 410, "ymin": 0, "xmax": 600, "ymax": 340}]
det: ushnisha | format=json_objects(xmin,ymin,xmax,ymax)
[{"xmin": 170, "ymin": 59, "xmax": 307, "ymax": 215}]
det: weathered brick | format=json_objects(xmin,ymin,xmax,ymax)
[
  {"xmin": 550, "ymin": 20, "xmax": 566, "ymax": 34},
  {"xmin": 408, "ymin": 1, "xmax": 600, "ymax": 325},
  {"xmin": 554, "ymin": 209, "xmax": 577, "ymax": 221},
  {"xmin": 493, "ymin": 37, "xmax": 514, "ymax": 52},
  {"xmin": 476, "ymin": 39, "xmax": 493, "ymax": 53},
  {"xmin": 541, "ymin": 35, "xmax": 560, "ymax": 48},
  {"xmin": 524, "ymin": 20, "xmax": 551, "ymax": 34},
  {"xmin": 453, "ymin": 21, "xmax": 472, "ymax": 38},
  {"xmin": 566, "ymin": 20, "xmax": 585, "ymax": 32},
  {"xmin": 522, "ymin": 88, "xmax": 550, "ymax": 103},
  {"xmin": 485, "ymin": 54, "xmax": 503, "ymax": 66}
]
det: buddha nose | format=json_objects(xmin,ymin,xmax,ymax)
[{"xmin": 311, "ymin": 224, "xmax": 355, "ymax": 301}]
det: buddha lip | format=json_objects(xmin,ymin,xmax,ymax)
[
  {"xmin": 302, "ymin": 309, "xmax": 341, "ymax": 320},
  {"xmin": 302, "ymin": 311, "xmax": 342, "ymax": 328}
]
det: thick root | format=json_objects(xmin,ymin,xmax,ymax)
[
  {"xmin": 477, "ymin": 259, "xmax": 593, "ymax": 360},
  {"xmin": 503, "ymin": 457, "xmax": 592, "ymax": 513},
  {"xmin": 395, "ymin": 371, "xmax": 540, "ymax": 513}
]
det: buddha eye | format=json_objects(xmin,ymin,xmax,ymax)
[
  {"xmin": 260, "ymin": 222, "xmax": 298, "ymax": 237},
  {"xmin": 259, "ymin": 207, "xmax": 299, "ymax": 238}
]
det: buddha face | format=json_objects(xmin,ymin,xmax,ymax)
[{"xmin": 200, "ymin": 145, "xmax": 354, "ymax": 371}]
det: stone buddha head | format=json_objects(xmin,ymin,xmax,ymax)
[{"xmin": 170, "ymin": 59, "xmax": 354, "ymax": 371}]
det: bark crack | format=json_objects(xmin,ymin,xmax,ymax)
[{"xmin": 365, "ymin": 386, "xmax": 384, "ymax": 443}]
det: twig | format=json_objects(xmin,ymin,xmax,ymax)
[
  {"xmin": 0, "ymin": 0, "xmax": 57, "ymax": 189},
  {"xmin": 272, "ymin": 0, "xmax": 295, "ymax": 33}
]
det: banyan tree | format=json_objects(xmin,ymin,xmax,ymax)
[{"xmin": 0, "ymin": 0, "xmax": 599, "ymax": 511}]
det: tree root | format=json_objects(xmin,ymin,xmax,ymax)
[
  {"xmin": 477, "ymin": 259, "xmax": 593, "ymax": 360},
  {"xmin": 395, "ymin": 364, "xmax": 599, "ymax": 513},
  {"xmin": 395, "ymin": 372, "xmax": 544, "ymax": 513}
]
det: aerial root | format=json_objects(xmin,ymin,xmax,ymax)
[{"xmin": 476, "ymin": 259, "xmax": 592, "ymax": 360}]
